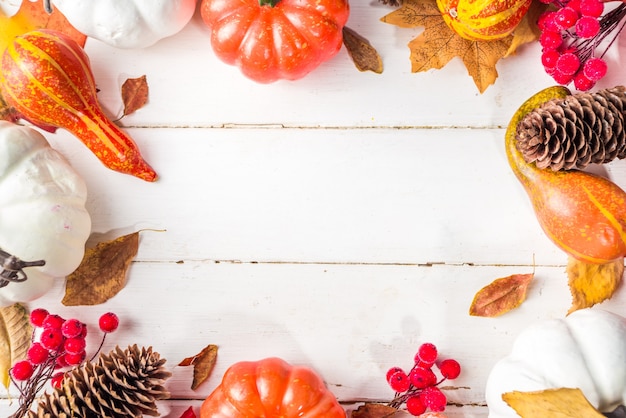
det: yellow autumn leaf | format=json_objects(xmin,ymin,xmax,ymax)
[
  {"xmin": 0, "ymin": 8, "xmax": 32, "ymax": 57},
  {"xmin": 502, "ymin": 387, "xmax": 605, "ymax": 417},
  {"xmin": 0, "ymin": 303, "xmax": 32, "ymax": 388},
  {"xmin": 566, "ymin": 256, "xmax": 623, "ymax": 314}
]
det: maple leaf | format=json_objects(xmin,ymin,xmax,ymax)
[
  {"xmin": 121, "ymin": 75, "xmax": 150, "ymax": 117},
  {"xmin": 566, "ymin": 256, "xmax": 624, "ymax": 314},
  {"xmin": 469, "ymin": 273, "xmax": 534, "ymax": 317},
  {"xmin": 380, "ymin": 0, "xmax": 544, "ymax": 93},
  {"xmin": 502, "ymin": 387, "xmax": 604, "ymax": 417},
  {"xmin": 179, "ymin": 344, "xmax": 218, "ymax": 390},
  {"xmin": 62, "ymin": 232, "xmax": 140, "ymax": 306}
]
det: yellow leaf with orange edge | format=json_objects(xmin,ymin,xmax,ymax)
[
  {"xmin": 567, "ymin": 256, "xmax": 623, "ymax": 314},
  {"xmin": 502, "ymin": 387, "xmax": 604, "ymax": 417}
]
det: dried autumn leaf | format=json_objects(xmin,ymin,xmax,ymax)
[
  {"xmin": 0, "ymin": 303, "xmax": 32, "ymax": 388},
  {"xmin": 179, "ymin": 344, "xmax": 218, "ymax": 390},
  {"xmin": 351, "ymin": 403, "xmax": 401, "ymax": 418},
  {"xmin": 121, "ymin": 75, "xmax": 149, "ymax": 116},
  {"xmin": 62, "ymin": 232, "xmax": 139, "ymax": 306},
  {"xmin": 567, "ymin": 256, "xmax": 623, "ymax": 314},
  {"xmin": 342, "ymin": 27, "xmax": 383, "ymax": 74},
  {"xmin": 502, "ymin": 387, "xmax": 605, "ymax": 418},
  {"xmin": 380, "ymin": 0, "xmax": 541, "ymax": 93},
  {"xmin": 469, "ymin": 273, "xmax": 533, "ymax": 317}
]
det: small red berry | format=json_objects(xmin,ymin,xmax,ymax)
[
  {"xmin": 538, "ymin": 11, "xmax": 559, "ymax": 32},
  {"xmin": 50, "ymin": 372, "xmax": 65, "ymax": 389},
  {"xmin": 554, "ymin": 7, "xmax": 579, "ymax": 30},
  {"xmin": 576, "ymin": 16, "xmax": 600, "ymax": 38},
  {"xmin": 420, "ymin": 386, "xmax": 447, "ymax": 412},
  {"xmin": 29, "ymin": 308, "xmax": 49, "ymax": 327},
  {"xmin": 179, "ymin": 406, "xmax": 197, "ymax": 418},
  {"xmin": 406, "ymin": 395, "xmax": 427, "ymax": 416},
  {"xmin": 55, "ymin": 354, "xmax": 68, "ymax": 369},
  {"xmin": 556, "ymin": 52, "xmax": 581, "ymax": 76},
  {"xmin": 541, "ymin": 50, "xmax": 560, "ymax": 70},
  {"xmin": 61, "ymin": 319, "xmax": 84, "ymax": 339},
  {"xmin": 539, "ymin": 30, "xmax": 562, "ymax": 50},
  {"xmin": 11, "ymin": 360, "xmax": 34, "ymax": 381},
  {"xmin": 64, "ymin": 337, "xmax": 86, "ymax": 355},
  {"xmin": 582, "ymin": 57, "xmax": 607, "ymax": 81},
  {"xmin": 579, "ymin": 0, "xmax": 603, "ymax": 17},
  {"xmin": 42, "ymin": 314, "xmax": 65, "ymax": 330},
  {"xmin": 439, "ymin": 359, "xmax": 461, "ymax": 380},
  {"xmin": 573, "ymin": 72, "xmax": 596, "ymax": 91},
  {"xmin": 40, "ymin": 328, "xmax": 64, "ymax": 351},
  {"xmin": 409, "ymin": 367, "xmax": 437, "ymax": 389},
  {"xmin": 98, "ymin": 312, "xmax": 119, "ymax": 333},
  {"xmin": 63, "ymin": 350, "xmax": 86, "ymax": 366},
  {"xmin": 415, "ymin": 343, "xmax": 438, "ymax": 367},
  {"xmin": 388, "ymin": 370, "xmax": 411, "ymax": 392},
  {"xmin": 27, "ymin": 342, "xmax": 50, "ymax": 365},
  {"xmin": 386, "ymin": 366, "xmax": 403, "ymax": 382}
]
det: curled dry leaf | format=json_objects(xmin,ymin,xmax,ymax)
[
  {"xmin": 342, "ymin": 27, "xmax": 383, "ymax": 74},
  {"xmin": 502, "ymin": 387, "xmax": 604, "ymax": 417},
  {"xmin": 566, "ymin": 257, "xmax": 624, "ymax": 314},
  {"xmin": 351, "ymin": 403, "xmax": 402, "ymax": 418},
  {"xmin": 62, "ymin": 232, "xmax": 140, "ymax": 306},
  {"xmin": 179, "ymin": 344, "xmax": 218, "ymax": 390},
  {"xmin": 0, "ymin": 303, "xmax": 32, "ymax": 388},
  {"xmin": 121, "ymin": 75, "xmax": 149, "ymax": 117},
  {"xmin": 469, "ymin": 273, "xmax": 533, "ymax": 317}
]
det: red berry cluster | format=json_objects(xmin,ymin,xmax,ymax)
[
  {"xmin": 386, "ymin": 343, "xmax": 461, "ymax": 416},
  {"xmin": 9, "ymin": 309, "xmax": 119, "ymax": 416},
  {"xmin": 538, "ymin": 0, "xmax": 626, "ymax": 90}
]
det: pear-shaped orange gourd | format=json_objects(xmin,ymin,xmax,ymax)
[
  {"xmin": 507, "ymin": 86, "xmax": 626, "ymax": 264},
  {"xmin": 0, "ymin": 29, "xmax": 157, "ymax": 182}
]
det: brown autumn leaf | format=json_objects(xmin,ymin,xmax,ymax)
[
  {"xmin": 0, "ymin": 304, "xmax": 32, "ymax": 388},
  {"xmin": 179, "ymin": 344, "xmax": 218, "ymax": 390},
  {"xmin": 62, "ymin": 232, "xmax": 139, "ymax": 306},
  {"xmin": 121, "ymin": 75, "xmax": 149, "ymax": 116},
  {"xmin": 351, "ymin": 403, "xmax": 401, "ymax": 418},
  {"xmin": 567, "ymin": 256, "xmax": 624, "ymax": 314},
  {"xmin": 380, "ymin": 0, "xmax": 543, "ymax": 93},
  {"xmin": 342, "ymin": 27, "xmax": 383, "ymax": 74},
  {"xmin": 502, "ymin": 387, "xmax": 605, "ymax": 418},
  {"xmin": 469, "ymin": 273, "xmax": 534, "ymax": 317}
]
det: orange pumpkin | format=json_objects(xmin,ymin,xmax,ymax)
[
  {"xmin": 200, "ymin": 357, "xmax": 345, "ymax": 418},
  {"xmin": 436, "ymin": 0, "xmax": 532, "ymax": 41}
]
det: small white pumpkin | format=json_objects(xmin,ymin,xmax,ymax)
[
  {"xmin": 485, "ymin": 308, "xmax": 626, "ymax": 417},
  {"xmin": 50, "ymin": 0, "xmax": 198, "ymax": 49},
  {"xmin": 0, "ymin": 121, "xmax": 91, "ymax": 306}
]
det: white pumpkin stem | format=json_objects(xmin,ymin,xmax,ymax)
[{"xmin": 0, "ymin": 248, "xmax": 45, "ymax": 288}]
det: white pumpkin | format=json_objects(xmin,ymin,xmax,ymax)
[
  {"xmin": 0, "ymin": 121, "xmax": 91, "ymax": 306},
  {"xmin": 485, "ymin": 308, "xmax": 626, "ymax": 417},
  {"xmin": 50, "ymin": 0, "xmax": 198, "ymax": 49}
]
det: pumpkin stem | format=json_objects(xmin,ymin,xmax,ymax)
[
  {"xmin": 259, "ymin": 0, "xmax": 280, "ymax": 6},
  {"xmin": 43, "ymin": 0, "xmax": 53, "ymax": 14},
  {"xmin": 0, "ymin": 248, "xmax": 45, "ymax": 288}
]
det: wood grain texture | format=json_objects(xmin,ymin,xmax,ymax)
[{"xmin": 1, "ymin": 1, "xmax": 626, "ymax": 417}]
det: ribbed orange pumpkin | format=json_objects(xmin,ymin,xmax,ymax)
[
  {"xmin": 436, "ymin": 0, "xmax": 532, "ymax": 41},
  {"xmin": 0, "ymin": 29, "xmax": 157, "ymax": 181}
]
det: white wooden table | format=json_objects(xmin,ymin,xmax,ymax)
[{"xmin": 2, "ymin": 1, "xmax": 626, "ymax": 417}]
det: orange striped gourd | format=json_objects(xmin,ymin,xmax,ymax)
[
  {"xmin": 506, "ymin": 86, "xmax": 626, "ymax": 264},
  {"xmin": 0, "ymin": 29, "xmax": 157, "ymax": 182},
  {"xmin": 437, "ymin": 0, "xmax": 532, "ymax": 41}
]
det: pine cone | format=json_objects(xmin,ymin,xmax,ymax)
[
  {"xmin": 515, "ymin": 86, "xmax": 626, "ymax": 171},
  {"xmin": 29, "ymin": 345, "xmax": 172, "ymax": 418}
]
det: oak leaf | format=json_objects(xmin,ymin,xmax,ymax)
[
  {"xmin": 121, "ymin": 75, "xmax": 149, "ymax": 117},
  {"xmin": 0, "ymin": 303, "xmax": 32, "ymax": 388},
  {"xmin": 62, "ymin": 232, "xmax": 139, "ymax": 306},
  {"xmin": 380, "ymin": 0, "xmax": 544, "ymax": 93},
  {"xmin": 502, "ymin": 387, "xmax": 604, "ymax": 417},
  {"xmin": 179, "ymin": 344, "xmax": 218, "ymax": 390},
  {"xmin": 351, "ymin": 403, "xmax": 401, "ymax": 418},
  {"xmin": 469, "ymin": 273, "xmax": 533, "ymax": 317},
  {"xmin": 566, "ymin": 256, "xmax": 623, "ymax": 314},
  {"xmin": 342, "ymin": 27, "xmax": 383, "ymax": 74}
]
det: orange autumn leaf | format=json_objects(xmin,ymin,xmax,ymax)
[
  {"xmin": 469, "ymin": 273, "xmax": 534, "ymax": 317},
  {"xmin": 62, "ymin": 232, "xmax": 139, "ymax": 306},
  {"xmin": 179, "ymin": 344, "xmax": 218, "ymax": 390},
  {"xmin": 380, "ymin": 0, "xmax": 543, "ymax": 93},
  {"xmin": 502, "ymin": 387, "xmax": 604, "ymax": 417},
  {"xmin": 121, "ymin": 75, "xmax": 150, "ymax": 117},
  {"xmin": 567, "ymin": 257, "xmax": 624, "ymax": 314}
]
